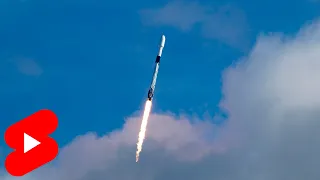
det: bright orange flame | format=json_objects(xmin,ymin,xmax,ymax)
[{"xmin": 136, "ymin": 100, "xmax": 152, "ymax": 162}]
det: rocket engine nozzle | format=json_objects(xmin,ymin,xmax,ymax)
[{"xmin": 147, "ymin": 88, "xmax": 154, "ymax": 101}]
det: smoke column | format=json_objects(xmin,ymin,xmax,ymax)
[{"xmin": 136, "ymin": 100, "xmax": 152, "ymax": 162}]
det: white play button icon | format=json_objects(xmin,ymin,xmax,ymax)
[{"xmin": 24, "ymin": 133, "xmax": 41, "ymax": 153}]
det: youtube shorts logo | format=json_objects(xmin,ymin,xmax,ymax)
[{"xmin": 5, "ymin": 109, "xmax": 59, "ymax": 176}]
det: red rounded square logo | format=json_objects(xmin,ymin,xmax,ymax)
[{"xmin": 4, "ymin": 109, "xmax": 59, "ymax": 176}]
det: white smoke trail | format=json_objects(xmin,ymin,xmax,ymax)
[{"xmin": 136, "ymin": 100, "xmax": 152, "ymax": 162}]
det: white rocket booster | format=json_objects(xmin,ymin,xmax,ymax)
[{"xmin": 147, "ymin": 35, "xmax": 166, "ymax": 101}]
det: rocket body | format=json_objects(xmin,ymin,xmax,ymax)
[{"xmin": 147, "ymin": 35, "xmax": 165, "ymax": 101}]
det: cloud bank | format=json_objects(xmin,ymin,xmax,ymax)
[
  {"xmin": 3, "ymin": 19, "xmax": 320, "ymax": 180},
  {"xmin": 140, "ymin": 1, "xmax": 250, "ymax": 50}
]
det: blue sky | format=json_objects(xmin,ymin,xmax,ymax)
[{"xmin": 1, "ymin": 0, "xmax": 320, "ymax": 156}]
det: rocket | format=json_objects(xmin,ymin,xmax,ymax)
[{"xmin": 147, "ymin": 35, "xmax": 166, "ymax": 101}]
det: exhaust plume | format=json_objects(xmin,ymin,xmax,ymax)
[{"xmin": 136, "ymin": 100, "xmax": 153, "ymax": 162}]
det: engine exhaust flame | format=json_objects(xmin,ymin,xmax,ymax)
[{"xmin": 136, "ymin": 100, "xmax": 152, "ymax": 162}]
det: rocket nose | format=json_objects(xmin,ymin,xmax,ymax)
[{"xmin": 160, "ymin": 35, "xmax": 166, "ymax": 47}]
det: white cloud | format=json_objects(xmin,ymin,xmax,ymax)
[
  {"xmin": 219, "ymin": 19, "xmax": 320, "ymax": 179},
  {"xmin": 2, "ymin": 114, "xmax": 230, "ymax": 180},
  {"xmin": 140, "ymin": 1, "xmax": 208, "ymax": 31},
  {"xmin": 9, "ymin": 57, "xmax": 43, "ymax": 76},
  {"xmin": 140, "ymin": 1, "xmax": 250, "ymax": 50},
  {"xmin": 2, "ymin": 18, "xmax": 320, "ymax": 180}
]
